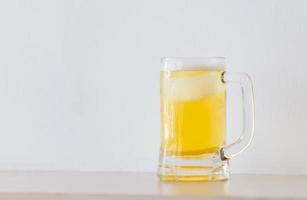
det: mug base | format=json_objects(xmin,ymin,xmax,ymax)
[{"xmin": 158, "ymin": 153, "xmax": 229, "ymax": 182}]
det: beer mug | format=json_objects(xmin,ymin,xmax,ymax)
[{"xmin": 158, "ymin": 57, "xmax": 254, "ymax": 181}]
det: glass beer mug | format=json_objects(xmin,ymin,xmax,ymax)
[{"xmin": 158, "ymin": 57, "xmax": 254, "ymax": 181}]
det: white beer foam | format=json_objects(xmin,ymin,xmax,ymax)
[
  {"xmin": 162, "ymin": 57, "xmax": 226, "ymax": 71},
  {"xmin": 164, "ymin": 72, "xmax": 224, "ymax": 101}
]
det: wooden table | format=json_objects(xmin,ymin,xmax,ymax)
[{"xmin": 0, "ymin": 171, "xmax": 305, "ymax": 199}]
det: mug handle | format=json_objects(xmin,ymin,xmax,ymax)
[{"xmin": 220, "ymin": 72, "xmax": 255, "ymax": 160}]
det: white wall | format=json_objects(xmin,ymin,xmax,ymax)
[{"xmin": 0, "ymin": 0, "xmax": 306, "ymax": 174}]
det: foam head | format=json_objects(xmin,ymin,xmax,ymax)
[
  {"xmin": 161, "ymin": 57, "xmax": 226, "ymax": 71},
  {"xmin": 162, "ymin": 70, "xmax": 225, "ymax": 101}
]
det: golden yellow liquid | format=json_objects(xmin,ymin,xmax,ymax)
[{"xmin": 160, "ymin": 69, "xmax": 226, "ymax": 156}]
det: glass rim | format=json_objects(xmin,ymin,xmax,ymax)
[{"xmin": 161, "ymin": 57, "xmax": 226, "ymax": 71}]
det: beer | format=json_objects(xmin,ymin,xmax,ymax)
[{"xmin": 160, "ymin": 70, "xmax": 226, "ymax": 156}]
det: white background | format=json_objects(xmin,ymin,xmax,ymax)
[{"xmin": 0, "ymin": 0, "xmax": 306, "ymax": 174}]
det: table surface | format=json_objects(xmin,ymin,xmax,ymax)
[{"xmin": 0, "ymin": 171, "xmax": 305, "ymax": 200}]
